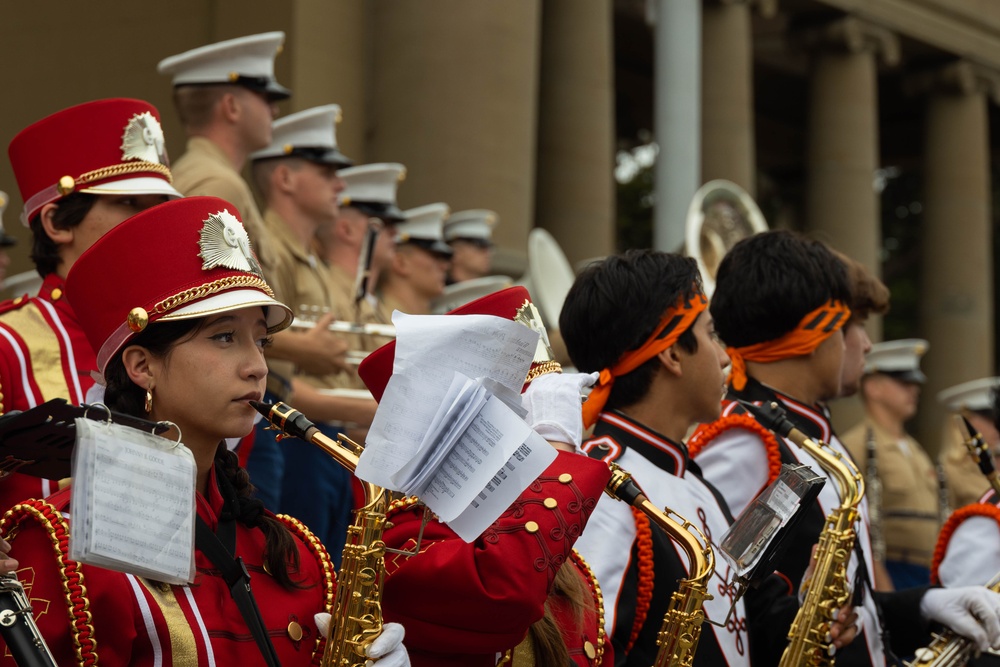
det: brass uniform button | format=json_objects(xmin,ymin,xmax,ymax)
[
  {"xmin": 525, "ymin": 521, "xmax": 539, "ymax": 534},
  {"xmin": 50, "ymin": 288, "xmax": 63, "ymax": 301},
  {"xmin": 543, "ymin": 497, "xmax": 558, "ymax": 509},
  {"xmin": 558, "ymin": 473, "xmax": 573, "ymax": 484},
  {"xmin": 12, "ymin": 297, "xmax": 22, "ymax": 306},
  {"xmin": 584, "ymin": 641, "xmax": 596, "ymax": 659},
  {"xmin": 287, "ymin": 621, "xmax": 303, "ymax": 642}
]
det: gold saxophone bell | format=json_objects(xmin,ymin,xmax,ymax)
[{"xmin": 604, "ymin": 463, "xmax": 715, "ymax": 666}]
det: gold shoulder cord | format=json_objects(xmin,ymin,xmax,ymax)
[
  {"xmin": 277, "ymin": 513, "xmax": 337, "ymax": 660},
  {"xmin": 1, "ymin": 500, "xmax": 97, "ymax": 666}
]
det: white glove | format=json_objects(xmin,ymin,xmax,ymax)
[
  {"xmin": 920, "ymin": 587, "xmax": 1000, "ymax": 652},
  {"xmin": 314, "ymin": 615, "xmax": 410, "ymax": 667},
  {"xmin": 520, "ymin": 372, "xmax": 599, "ymax": 448},
  {"xmin": 366, "ymin": 622, "xmax": 409, "ymax": 667}
]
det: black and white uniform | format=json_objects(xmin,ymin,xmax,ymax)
[
  {"xmin": 575, "ymin": 410, "xmax": 795, "ymax": 667},
  {"xmin": 938, "ymin": 489, "xmax": 1000, "ymax": 587},
  {"xmin": 694, "ymin": 379, "xmax": 929, "ymax": 666}
]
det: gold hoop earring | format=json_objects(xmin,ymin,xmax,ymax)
[{"xmin": 144, "ymin": 388, "xmax": 154, "ymax": 413}]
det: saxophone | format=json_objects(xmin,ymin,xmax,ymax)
[
  {"xmin": 604, "ymin": 463, "xmax": 715, "ymax": 667},
  {"xmin": 251, "ymin": 401, "xmax": 387, "ymax": 667},
  {"xmin": 740, "ymin": 401, "xmax": 865, "ymax": 667},
  {"xmin": 904, "ymin": 575, "xmax": 1000, "ymax": 667}
]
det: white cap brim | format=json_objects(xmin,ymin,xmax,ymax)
[
  {"xmin": 161, "ymin": 288, "xmax": 293, "ymax": 332},
  {"xmin": 81, "ymin": 176, "xmax": 183, "ymax": 200}
]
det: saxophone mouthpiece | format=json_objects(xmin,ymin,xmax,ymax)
[
  {"xmin": 249, "ymin": 400, "xmax": 273, "ymax": 419},
  {"xmin": 737, "ymin": 399, "xmax": 794, "ymax": 438}
]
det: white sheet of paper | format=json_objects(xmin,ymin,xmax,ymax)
[
  {"xmin": 447, "ymin": 429, "xmax": 558, "ymax": 541},
  {"xmin": 70, "ymin": 418, "xmax": 196, "ymax": 585},
  {"xmin": 358, "ymin": 312, "xmax": 539, "ymax": 488}
]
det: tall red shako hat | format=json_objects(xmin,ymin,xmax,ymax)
[
  {"xmin": 8, "ymin": 98, "xmax": 182, "ymax": 226},
  {"xmin": 358, "ymin": 286, "xmax": 562, "ymax": 402},
  {"xmin": 66, "ymin": 196, "xmax": 292, "ymax": 378}
]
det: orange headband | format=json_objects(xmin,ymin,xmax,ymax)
[
  {"xmin": 582, "ymin": 289, "xmax": 708, "ymax": 428},
  {"xmin": 726, "ymin": 300, "xmax": 851, "ymax": 391}
]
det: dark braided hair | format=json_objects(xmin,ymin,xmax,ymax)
[{"xmin": 102, "ymin": 316, "xmax": 304, "ymax": 589}]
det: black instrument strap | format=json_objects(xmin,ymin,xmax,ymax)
[
  {"xmin": 851, "ymin": 539, "xmax": 903, "ymax": 666},
  {"xmin": 195, "ymin": 516, "xmax": 282, "ymax": 667}
]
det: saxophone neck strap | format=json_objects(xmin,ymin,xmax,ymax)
[
  {"xmin": 851, "ymin": 540, "xmax": 904, "ymax": 667},
  {"xmin": 195, "ymin": 515, "xmax": 281, "ymax": 667}
]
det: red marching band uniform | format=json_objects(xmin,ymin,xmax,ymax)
[
  {"xmin": 357, "ymin": 286, "xmax": 614, "ymax": 667},
  {"xmin": 0, "ymin": 98, "xmax": 183, "ymax": 511},
  {"xmin": 0, "ymin": 197, "xmax": 336, "ymax": 666}
]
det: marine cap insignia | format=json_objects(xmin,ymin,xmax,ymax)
[
  {"xmin": 198, "ymin": 209, "xmax": 264, "ymax": 279},
  {"xmin": 120, "ymin": 112, "xmax": 168, "ymax": 165}
]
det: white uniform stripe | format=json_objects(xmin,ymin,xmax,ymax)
[
  {"xmin": 126, "ymin": 574, "xmax": 164, "ymax": 667},
  {"xmin": 35, "ymin": 299, "xmax": 84, "ymax": 403},
  {"xmin": 182, "ymin": 585, "xmax": 216, "ymax": 666},
  {"xmin": 0, "ymin": 325, "xmax": 38, "ymax": 408}
]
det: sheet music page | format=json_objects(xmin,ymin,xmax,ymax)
[
  {"xmin": 447, "ymin": 429, "xmax": 558, "ymax": 541},
  {"xmin": 358, "ymin": 311, "xmax": 539, "ymax": 488},
  {"xmin": 70, "ymin": 418, "xmax": 196, "ymax": 585},
  {"xmin": 418, "ymin": 395, "xmax": 557, "ymax": 524}
]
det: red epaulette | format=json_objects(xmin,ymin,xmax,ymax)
[
  {"xmin": 276, "ymin": 514, "xmax": 338, "ymax": 664},
  {"xmin": 0, "ymin": 493, "xmax": 98, "ymax": 666},
  {"xmin": 688, "ymin": 411, "xmax": 784, "ymax": 485},
  {"xmin": 930, "ymin": 503, "xmax": 1000, "ymax": 585},
  {"xmin": 0, "ymin": 294, "xmax": 33, "ymax": 318}
]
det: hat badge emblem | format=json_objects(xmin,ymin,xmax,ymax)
[
  {"xmin": 198, "ymin": 210, "xmax": 264, "ymax": 279},
  {"xmin": 120, "ymin": 112, "xmax": 168, "ymax": 166}
]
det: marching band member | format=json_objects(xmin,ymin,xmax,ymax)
[
  {"xmin": 564, "ymin": 249, "xmax": 824, "ymax": 666},
  {"xmin": 0, "ymin": 197, "xmax": 407, "ymax": 666},
  {"xmin": 0, "ymin": 98, "xmax": 180, "ymax": 513},
  {"xmin": 357, "ymin": 286, "xmax": 613, "ymax": 666},
  {"xmin": 934, "ymin": 381, "xmax": 1000, "ymax": 589},
  {"xmin": 689, "ymin": 230, "xmax": 1000, "ymax": 664}
]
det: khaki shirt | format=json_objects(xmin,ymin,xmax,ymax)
[
  {"xmin": 940, "ymin": 418, "xmax": 993, "ymax": 509},
  {"xmin": 259, "ymin": 209, "xmax": 344, "ymax": 392},
  {"xmin": 171, "ymin": 137, "xmax": 273, "ymax": 272},
  {"xmin": 842, "ymin": 418, "xmax": 941, "ymax": 567},
  {"xmin": 327, "ymin": 265, "xmax": 394, "ymax": 390}
]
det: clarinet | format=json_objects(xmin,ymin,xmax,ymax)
[{"xmin": 0, "ymin": 573, "xmax": 57, "ymax": 667}]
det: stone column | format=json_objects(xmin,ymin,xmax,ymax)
[
  {"xmin": 701, "ymin": 0, "xmax": 756, "ymax": 193},
  {"xmin": 800, "ymin": 18, "xmax": 898, "ymax": 336},
  {"xmin": 535, "ymin": 0, "xmax": 615, "ymax": 267},
  {"xmin": 909, "ymin": 61, "xmax": 998, "ymax": 449},
  {"xmin": 368, "ymin": 0, "xmax": 541, "ymax": 274},
  {"xmin": 285, "ymin": 0, "xmax": 367, "ymax": 162},
  {"xmin": 652, "ymin": 0, "xmax": 700, "ymax": 253}
]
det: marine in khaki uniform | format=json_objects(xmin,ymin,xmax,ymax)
[
  {"xmin": 443, "ymin": 209, "xmax": 497, "ymax": 284},
  {"xmin": 320, "ymin": 162, "xmax": 406, "ymax": 389},
  {"xmin": 842, "ymin": 339, "xmax": 941, "ymax": 589},
  {"xmin": 246, "ymin": 105, "xmax": 376, "ymax": 557},
  {"xmin": 379, "ymin": 203, "xmax": 452, "ymax": 316},
  {"xmin": 938, "ymin": 377, "xmax": 1000, "ymax": 510},
  {"xmin": 158, "ymin": 32, "xmax": 291, "ymax": 272}
]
